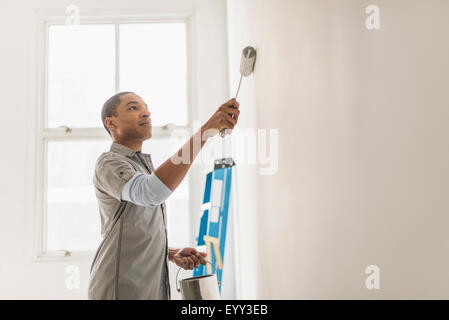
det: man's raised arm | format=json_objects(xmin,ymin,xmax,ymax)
[{"xmin": 154, "ymin": 98, "xmax": 240, "ymax": 191}]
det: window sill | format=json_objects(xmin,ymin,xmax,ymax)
[{"xmin": 33, "ymin": 250, "xmax": 95, "ymax": 263}]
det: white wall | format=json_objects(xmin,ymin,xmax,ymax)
[
  {"xmin": 223, "ymin": 0, "xmax": 260, "ymax": 300},
  {"xmin": 0, "ymin": 0, "xmax": 230, "ymax": 299},
  {"xmin": 227, "ymin": 0, "xmax": 449, "ymax": 299}
]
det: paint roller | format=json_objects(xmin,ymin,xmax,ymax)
[{"xmin": 220, "ymin": 46, "xmax": 257, "ymax": 137}]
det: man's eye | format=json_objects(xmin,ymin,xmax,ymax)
[{"xmin": 129, "ymin": 106, "xmax": 137, "ymax": 110}]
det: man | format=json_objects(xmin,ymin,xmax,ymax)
[{"xmin": 88, "ymin": 92, "xmax": 240, "ymax": 299}]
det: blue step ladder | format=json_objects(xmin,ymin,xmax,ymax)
[{"xmin": 193, "ymin": 158, "xmax": 236, "ymax": 294}]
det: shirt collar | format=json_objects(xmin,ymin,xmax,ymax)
[{"xmin": 110, "ymin": 142, "xmax": 140, "ymax": 157}]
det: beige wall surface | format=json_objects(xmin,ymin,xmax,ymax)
[{"xmin": 227, "ymin": 0, "xmax": 449, "ymax": 299}]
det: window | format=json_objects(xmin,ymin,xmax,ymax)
[{"xmin": 40, "ymin": 21, "xmax": 191, "ymax": 257}]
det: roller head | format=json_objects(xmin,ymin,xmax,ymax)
[
  {"xmin": 240, "ymin": 46, "xmax": 257, "ymax": 76},
  {"xmin": 220, "ymin": 46, "xmax": 257, "ymax": 138}
]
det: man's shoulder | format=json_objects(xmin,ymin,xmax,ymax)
[
  {"xmin": 93, "ymin": 151, "xmax": 137, "ymax": 189},
  {"xmin": 95, "ymin": 150, "xmax": 130, "ymax": 168}
]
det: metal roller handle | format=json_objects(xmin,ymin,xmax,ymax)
[
  {"xmin": 220, "ymin": 46, "xmax": 255, "ymax": 138},
  {"xmin": 219, "ymin": 129, "xmax": 227, "ymax": 137}
]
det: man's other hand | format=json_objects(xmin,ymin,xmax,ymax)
[{"xmin": 173, "ymin": 247, "xmax": 208, "ymax": 270}]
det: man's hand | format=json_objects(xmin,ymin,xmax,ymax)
[
  {"xmin": 171, "ymin": 247, "xmax": 208, "ymax": 270},
  {"xmin": 203, "ymin": 98, "xmax": 240, "ymax": 139}
]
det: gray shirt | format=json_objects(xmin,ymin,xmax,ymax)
[{"xmin": 88, "ymin": 142, "xmax": 171, "ymax": 300}]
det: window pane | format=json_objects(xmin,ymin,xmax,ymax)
[
  {"xmin": 120, "ymin": 23, "xmax": 188, "ymax": 126},
  {"xmin": 46, "ymin": 140, "xmax": 110, "ymax": 251},
  {"xmin": 47, "ymin": 25, "xmax": 115, "ymax": 128},
  {"xmin": 46, "ymin": 138, "xmax": 191, "ymax": 251},
  {"xmin": 143, "ymin": 137, "xmax": 190, "ymax": 248}
]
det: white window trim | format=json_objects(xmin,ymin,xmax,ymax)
[{"xmin": 33, "ymin": 12, "xmax": 199, "ymax": 262}]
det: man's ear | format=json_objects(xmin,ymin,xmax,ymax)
[{"xmin": 105, "ymin": 117, "xmax": 117, "ymax": 132}]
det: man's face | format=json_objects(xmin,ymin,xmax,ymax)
[{"xmin": 106, "ymin": 93, "xmax": 152, "ymax": 141}]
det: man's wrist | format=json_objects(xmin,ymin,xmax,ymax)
[
  {"xmin": 168, "ymin": 247, "xmax": 180, "ymax": 261},
  {"xmin": 201, "ymin": 121, "xmax": 217, "ymax": 140}
]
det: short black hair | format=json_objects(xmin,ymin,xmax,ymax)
[{"xmin": 101, "ymin": 91, "xmax": 135, "ymax": 136}]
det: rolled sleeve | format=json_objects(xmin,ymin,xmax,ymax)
[
  {"xmin": 122, "ymin": 173, "xmax": 173, "ymax": 207},
  {"xmin": 94, "ymin": 155, "xmax": 137, "ymax": 202},
  {"xmin": 146, "ymin": 173, "xmax": 173, "ymax": 203},
  {"xmin": 121, "ymin": 172, "xmax": 173, "ymax": 207}
]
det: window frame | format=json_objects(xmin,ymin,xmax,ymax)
[{"xmin": 34, "ymin": 14, "xmax": 197, "ymax": 262}]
